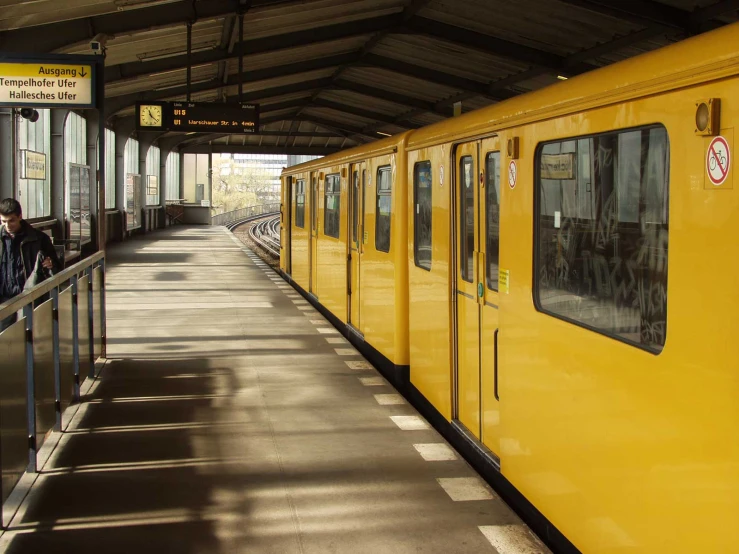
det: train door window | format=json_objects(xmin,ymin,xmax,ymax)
[
  {"xmin": 362, "ymin": 169, "xmax": 367, "ymax": 243},
  {"xmin": 311, "ymin": 177, "xmax": 317, "ymax": 232},
  {"xmin": 460, "ymin": 155, "xmax": 475, "ymax": 283},
  {"xmin": 295, "ymin": 179, "xmax": 305, "ymax": 228},
  {"xmin": 535, "ymin": 125, "xmax": 670, "ymax": 353},
  {"xmin": 352, "ymin": 170, "xmax": 359, "ymax": 245},
  {"xmin": 324, "ymin": 173, "xmax": 341, "ymax": 238},
  {"xmin": 375, "ymin": 165, "xmax": 392, "ymax": 253},
  {"xmin": 414, "ymin": 161, "xmax": 432, "ymax": 270},
  {"xmin": 485, "ymin": 153, "xmax": 500, "ymax": 289}
]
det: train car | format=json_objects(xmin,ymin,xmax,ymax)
[
  {"xmin": 280, "ymin": 133, "xmax": 411, "ymax": 381},
  {"xmin": 405, "ymin": 21, "xmax": 739, "ymax": 554}
]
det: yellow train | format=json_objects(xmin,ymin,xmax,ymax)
[{"xmin": 280, "ymin": 21, "xmax": 739, "ymax": 554}]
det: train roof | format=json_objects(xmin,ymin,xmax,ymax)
[
  {"xmin": 281, "ymin": 131, "xmax": 410, "ymax": 175},
  {"xmin": 407, "ymin": 20, "xmax": 739, "ymax": 150}
]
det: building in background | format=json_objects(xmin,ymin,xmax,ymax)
[{"xmin": 212, "ymin": 153, "xmax": 321, "ymax": 214}]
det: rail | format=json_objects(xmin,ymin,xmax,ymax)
[
  {"xmin": 248, "ymin": 215, "xmax": 281, "ymax": 257},
  {"xmin": 0, "ymin": 252, "xmax": 106, "ymax": 519},
  {"xmin": 211, "ymin": 203, "xmax": 280, "ymax": 227}
]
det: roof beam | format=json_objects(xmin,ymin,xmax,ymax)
[
  {"xmin": 107, "ymin": 77, "xmax": 333, "ymax": 120},
  {"xmin": 104, "ymin": 13, "xmax": 401, "ymax": 83},
  {"xmin": 181, "ymin": 144, "xmax": 342, "ymax": 155},
  {"xmin": 555, "ymin": 0, "xmax": 688, "ymax": 29},
  {"xmin": 406, "ymin": 17, "xmax": 598, "ymax": 74},
  {"xmin": 360, "ymin": 54, "xmax": 516, "ymax": 102},
  {"xmin": 0, "ymin": 0, "xmax": 240, "ymax": 53},
  {"xmin": 105, "ymin": 53, "xmax": 359, "ymax": 114},
  {"xmin": 332, "ymin": 79, "xmax": 452, "ymax": 118},
  {"xmin": 311, "ymin": 98, "xmax": 409, "ymax": 127}
]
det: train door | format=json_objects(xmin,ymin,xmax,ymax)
[
  {"xmin": 309, "ymin": 172, "xmax": 319, "ymax": 296},
  {"xmin": 348, "ymin": 162, "xmax": 364, "ymax": 330},
  {"xmin": 454, "ymin": 138, "xmax": 501, "ymax": 458},
  {"xmin": 284, "ymin": 176, "xmax": 293, "ymax": 276}
]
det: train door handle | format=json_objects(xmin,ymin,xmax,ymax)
[{"xmin": 494, "ymin": 328, "xmax": 499, "ymax": 401}]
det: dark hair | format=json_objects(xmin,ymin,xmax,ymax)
[{"xmin": 0, "ymin": 198, "xmax": 22, "ymax": 217}]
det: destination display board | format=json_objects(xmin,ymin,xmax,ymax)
[
  {"xmin": 0, "ymin": 61, "xmax": 94, "ymax": 108},
  {"xmin": 169, "ymin": 102, "xmax": 259, "ymax": 133}
]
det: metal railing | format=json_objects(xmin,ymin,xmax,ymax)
[
  {"xmin": 211, "ymin": 203, "xmax": 280, "ymax": 227},
  {"xmin": 0, "ymin": 252, "xmax": 106, "ymax": 519}
]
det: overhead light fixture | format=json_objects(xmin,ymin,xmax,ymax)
[
  {"xmin": 115, "ymin": 0, "xmax": 182, "ymax": 11},
  {"xmin": 149, "ymin": 64, "xmax": 211, "ymax": 78},
  {"xmin": 138, "ymin": 43, "xmax": 217, "ymax": 63},
  {"xmin": 557, "ymin": 75, "xmax": 569, "ymax": 81},
  {"xmin": 154, "ymin": 78, "xmax": 212, "ymax": 91},
  {"xmin": 377, "ymin": 131, "xmax": 391, "ymax": 137}
]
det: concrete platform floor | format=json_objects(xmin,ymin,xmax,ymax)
[{"xmin": 0, "ymin": 226, "xmax": 549, "ymax": 554}]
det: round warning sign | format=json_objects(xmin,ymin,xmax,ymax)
[
  {"xmin": 707, "ymin": 135, "xmax": 731, "ymax": 186},
  {"xmin": 508, "ymin": 160, "xmax": 517, "ymax": 189}
]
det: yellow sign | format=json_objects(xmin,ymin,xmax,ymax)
[
  {"xmin": 0, "ymin": 62, "xmax": 93, "ymax": 106},
  {"xmin": 499, "ymin": 268, "xmax": 510, "ymax": 295}
]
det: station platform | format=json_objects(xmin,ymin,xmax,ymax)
[{"xmin": 0, "ymin": 226, "xmax": 548, "ymax": 554}]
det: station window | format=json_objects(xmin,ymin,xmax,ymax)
[
  {"xmin": 324, "ymin": 174, "xmax": 340, "ymax": 238},
  {"xmin": 16, "ymin": 108, "xmax": 51, "ymax": 219},
  {"xmin": 104, "ymin": 128, "xmax": 116, "ymax": 209},
  {"xmin": 145, "ymin": 145, "xmax": 161, "ymax": 206},
  {"xmin": 375, "ymin": 166, "xmax": 392, "ymax": 253},
  {"xmin": 414, "ymin": 161, "xmax": 432, "ymax": 270},
  {"xmin": 485, "ymin": 153, "xmax": 501, "ymax": 290},
  {"xmin": 535, "ymin": 125, "xmax": 670, "ymax": 353},
  {"xmin": 295, "ymin": 179, "xmax": 305, "ymax": 228},
  {"xmin": 165, "ymin": 151, "xmax": 181, "ymax": 202}
]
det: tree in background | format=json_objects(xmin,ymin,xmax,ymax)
[{"xmin": 211, "ymin": 155, "xmax": 278, "ymax": 214}]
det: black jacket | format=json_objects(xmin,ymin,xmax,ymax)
[{"xmin": 0, "ymin": 221, "xmax": 61, "ymax": 296}]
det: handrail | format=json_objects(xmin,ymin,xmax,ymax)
[
  {"xmin": 211, "ymin": 203, "xmax": 281, "ymax": 227},
  {"xmin": 0, "ymin": 251, "xmax": 105, "ymax": 321}
]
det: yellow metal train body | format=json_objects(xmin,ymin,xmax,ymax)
[{"xmin": 280, "ymin": 22, "xmax": 739, "ymax": 554}]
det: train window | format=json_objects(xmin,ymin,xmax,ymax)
[
  {"xmin": 460, "ymin": 156, "xmax": 475, "ymax": 283},
  {"xmin": 535, "ymin": 125, "xmax": 670, "ymax": 353},
  {"xmin": 324, "ymin": 173, "xmax": 341, "ymax": 238},
  {"xmin": 414, "ymin": 161, "xmax": 432, "ymax": 270},
  {"xmin": 485, "ymin": 153, "xmax": 500, "ymax": 290},
  {"xmin": 352, "ymin": 170, "xmax": 359, "ymax": 246},
  {"xmin": 375, "ymin": 165, "xmax": 392, "ymax": 253},
  {"xmin": 295, "ymin": 179, "xmax": 305, "ymax": 228}
]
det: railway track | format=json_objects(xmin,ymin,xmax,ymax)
[{"xmin": 228, "ymin": 212, "xmax": 281, "ymax": 264}]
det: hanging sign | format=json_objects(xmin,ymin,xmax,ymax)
[
  {"xmin": 0, "ymin": 60, "xmax": 94, "ymax": 108},
  {"xmin": 169, "ymin": 102, "xmax": 260, "ymax": 133},
  {"xmin": 707, "ymin": 135, "xmax": 731, "ymax": 186}
]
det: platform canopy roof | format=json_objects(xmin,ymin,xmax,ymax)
[{"xmin": 1, "ymin": 0, "xmax": 738, "ymax": 155}]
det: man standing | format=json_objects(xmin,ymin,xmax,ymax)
[{"xmin": 0, "ymin": 198, "xmax": 61, "ymax": 332}]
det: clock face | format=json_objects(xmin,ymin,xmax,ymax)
[{"xmin": 139, "ymin": 105, "xmax": 163, "ymax": 127}]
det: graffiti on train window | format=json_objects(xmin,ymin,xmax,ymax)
[
  {"xmin": 414, "ymin": 161, "xmax": 432, "ymax": 271},
  {"xmin": 535, "ymin": 125, "xmax": 670, "ymax": 353},
  {"xmin": 375, "ymin": 165, "xmax": 392, "ymax": 253},
  {"xmin": 460, "ymin": 156, "xmax": 475, "ymax": 283},
  {"xmin": 485, "ymin": 153, "xmax": 500, "ymax": 290},
  {"xmin": 324, "ymin": 173, "xmax": 341, "ymax": 238},
  {"xmin": 295, "ymin": 179, "xmax": 305, "ymax": 228}
]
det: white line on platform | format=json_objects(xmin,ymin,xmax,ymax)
[
  {"xmin": 390, "ymin": 416, "xmax": 430, "ymax": 431},
  {"xmin": 413, "ymin": 443, "xmax": 457, "ymax": 461},
  {"xmin": 437, "ymin": 478, "xmax": 494, "ymax": 501}
]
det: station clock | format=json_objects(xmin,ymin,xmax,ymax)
[{"xmin": 136, "ymin": 102, "xmax": 167, "ymax": 130}]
